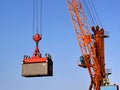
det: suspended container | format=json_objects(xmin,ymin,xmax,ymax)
[
  {"xmin": 22, "ymin": 34, "xmax": 53, "ymax": 77},
  {"xmin": 22, "ymin": 54, "xmax": 53, "ymax": 77}
]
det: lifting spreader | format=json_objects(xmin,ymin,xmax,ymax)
[{"xmin": 22, "ymin": 34, "xmax": 53, "ymax": 77}]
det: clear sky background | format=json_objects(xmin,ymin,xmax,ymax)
[{"xmin": 0, "ymin": 0, "xmax": 120, "ymax": 90}]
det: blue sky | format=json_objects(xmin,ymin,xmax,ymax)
[{"xmin": 0, "ymin": 0, "xmax": 120, "ymax": 90}]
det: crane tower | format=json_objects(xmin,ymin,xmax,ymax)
[{"xmin": 66, "ymin": 0, "xmax": 119, "ymax": 90}]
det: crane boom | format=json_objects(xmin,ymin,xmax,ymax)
[{"xmin": 66, "ymin": 0, "xmax": 103, "ymax": 90}]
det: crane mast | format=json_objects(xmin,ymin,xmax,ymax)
[{"xmin": 66, "ymin": 0, "xmax": 105, "ymax": 90}]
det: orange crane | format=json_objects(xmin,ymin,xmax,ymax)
[{"xmin": 66, "ymin": 0, "xmax": 118, "ymax": 90}]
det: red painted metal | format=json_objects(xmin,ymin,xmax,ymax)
[
  {"xmin": 23, "ymin": 57, "xmax": 48, "ymax": 64},
  {"xmin": 33, "ymin": 34, "xmax": 42, "ymax": 43},
  {"xmin": 23, "ymin": 34, "xmax": 48, "ymax": 64}
]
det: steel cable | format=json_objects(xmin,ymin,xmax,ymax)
[{"xmin": 32, "ymin": 0, "xmax": 43, "ymax": 37}]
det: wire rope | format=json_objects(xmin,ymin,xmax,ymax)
[
  {"xmin": 82, "ymin": 0, "xmax": 103, "ymax": 27},
  {"xmin": 91, "ymin": 0, "xmax": 103, "ymax": 27},
  {"xmin": 40, "ymin": 0, "xmax": 43, "ymax": 37},
  {"xmin": 36, "ymin": 0, "xmax": 38, "ymax": 34},
  {"xmin": 86, "ymin": 0, "xmax": 98, "ymax": 25},
  {"xmin": 82, "ymin": 0, "xmax": 96, "ymax": 26},
  {"xmin": 81, "ymin": 0, "xmax": 92, "ymax": 28},
  {"xmin": 32, "ymin": 0, "xmax": 43, "ymax": 36},
  {"xmin": 33, "ymin": 0, "xmax": 35, "ymax": 36}
]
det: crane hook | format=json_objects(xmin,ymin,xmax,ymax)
[{"xmin": 33, "ymin": 34, "xmax": 42, "ymax": 43}]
